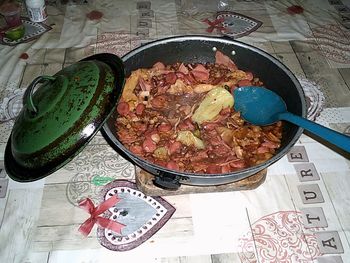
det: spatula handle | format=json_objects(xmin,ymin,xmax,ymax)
[{"xmin": 279, "ymin": 112, "xmax": 350, "ymax": 153}]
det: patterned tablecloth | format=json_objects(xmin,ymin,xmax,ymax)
[{"xmin": 0, "ymin": 0, "xmax": 350, "ymax": 262}]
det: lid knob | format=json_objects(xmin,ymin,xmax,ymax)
[{"xmin": 24, "ymin": 75, "xmax": 56, "ymax": 116}]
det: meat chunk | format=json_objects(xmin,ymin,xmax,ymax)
[
  {"xmin": 191, "ymin": 64, "xmax": 209, "ymax": 81},
  {"xmin": 215, "ymin": 51, "xmax": 237, "ymax": 71}
]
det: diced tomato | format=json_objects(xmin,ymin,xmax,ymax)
[
  {"xmin": 158, "ymin": 122, "xmax": 172, "ymax": 132},
  {"xmin": 166, "ymin": 160, "xmax": 179, "ymax": 170},
  {"xmin": 130, "ymin": 145, "xmax": 143, "ymax": 155},
  {"xmin": 133, "ymin": 122, "xmax": 147, "ymax": 132},
  {"xmin": 206, "ymin": 165, "xmax": 222, "ymax": 174},
  {"xmin": 168, "ymin": 141, "xmax": 182, "ymax": 155},
  {"xmin": 202, "ymin": 122, "xmax": 219, "ymax": 130},
  {"xmin": 165, "ymin": 72, "xmax": 177, "ymax": 85},
  {"xmin": 257, "ymin": 146, "xmax": 270, "ymax": 154},
  {"xmin": 116, "ymin": 102, "xmax": 130, "ymax": 116},
  {"xmin": 178, "ymin": 118, "xmax": 196, "ymax": 131},
  {"xmin": 229, "ymin": 160, "xmax": 246, "ymax": 168},
  {"xmin": 142, "ymin": 138, "xmax": 157, "ymax": 153},
  {"xmin": 135, "ymin": 103, "xmax": 145, "ymax": 116},
  {"xmin": 155, "ymin": 160, "xmax": 167, "ymax": 167},
  {"xmin": 145, "ymin": 129, "xmax": 158, "ymax": 139},
  {"xmin": 221, "ymin": 164, "xmax": 231, "ymax": 173}
]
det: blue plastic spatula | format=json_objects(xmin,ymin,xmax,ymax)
[{"xmin": 233, "ymin": 86, "xmax": 350, "ymax": 153}]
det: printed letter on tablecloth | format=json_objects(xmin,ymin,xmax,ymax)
[
  {"xmin": 140, "ymin": 10, "xmax": 154, "ymax": 18},
  {"xmin": 294, "ymin": 163, "xmax": 320, "ymax": 182},
  {"xmin": 315, "ymin": 231, "xmax": 344, "ymax": 254},
  {"xmin": 137, "ymin": 1, "xmax": 151, "ymax": 10},
  {"xmin": 300, "ymin": 207, "xmax": 328, "ymax": 228},
  {"xmin": 287, "ymin": 146, "xmax": 309, "ymax": 162},
  {"xmin": 138, "ymin": 19, "xmax": 152, "ymax": 28},
  {"xmin": 298, "ymin": 184, "xmax": 325, "ymax": 204}
]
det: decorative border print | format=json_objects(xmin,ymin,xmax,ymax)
[
  {"xmin": 97, "ymin": 180, "xmax": 175, "ymax": 251},
  {"xmin": 309, "ymin": 24, "xmax": 350, "ymax": 66}
]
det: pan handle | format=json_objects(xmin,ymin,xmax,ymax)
[{"xmin": 153, "ymin": 173, "xmax": 181, "ymax": 190}]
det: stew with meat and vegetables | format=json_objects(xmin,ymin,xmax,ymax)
[{"xmin": 115, "ymin": 51, "xmax": 283, "ymax": 174}]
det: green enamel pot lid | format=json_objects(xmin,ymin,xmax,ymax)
[{"xmin": 5, "ymin": 54, "xmax": 125, "ymax": 182}]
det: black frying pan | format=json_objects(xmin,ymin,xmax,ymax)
[{"xmin": 101, "ymin": 35, "xmax": 307, "ymax": 189}]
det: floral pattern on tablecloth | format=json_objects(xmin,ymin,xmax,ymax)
[{"xmin": 239, "ymin": 211, "xmax": 323, "ymax": 263}]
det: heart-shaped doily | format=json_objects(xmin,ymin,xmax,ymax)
[
  {"xmin": 216, "ymin": 11, "xmax": 262, "ymax": 39},
  {"xmin": 1, "ymin": 17, "xmax": 52, "ymax": 46},
  {"xmin": 97, "ymin": 180, "xmax": 175, "ymax": 251}
]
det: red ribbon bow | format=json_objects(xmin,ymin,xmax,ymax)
[
  {"xmin": 78, "ymin": 195, "xmax": 125, "ymax": 237},
  {"xmin": 203, "ymin": 17, "xmax": 226, "ymax": 33}
]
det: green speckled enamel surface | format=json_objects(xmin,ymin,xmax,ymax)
[{"xmin": 11, "ymin": 60, "xmax": 116, "ymax": 169}]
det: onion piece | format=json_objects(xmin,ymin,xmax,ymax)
[{"xmin": 176, "ymin": 130, "xmax": 205, "ymax": 149}]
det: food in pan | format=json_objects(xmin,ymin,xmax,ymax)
[{"xmin": 114, "ymin": 51, "xmax": 283, "ymax": 174}]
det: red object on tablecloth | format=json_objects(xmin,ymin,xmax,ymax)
[
  {"xmin": 203, "ymin": 17, "xmax": 226, "ymax": 33},
  {"xmin": 19, "ymin": 53, "xmax": 29, "ymax": 59},
  {"xmin": 86, "ymin": 10, "xmax": 103, "ymax": 20},
  {"xmin": 287, "ymin": 5, "xmax": 304, "ymax": 15},
  {"xmin": 78, "ymin": 195, "xmax": 125, "ymax": 237}
]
